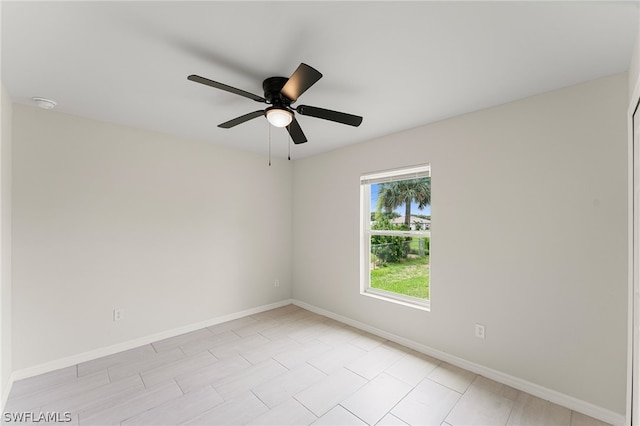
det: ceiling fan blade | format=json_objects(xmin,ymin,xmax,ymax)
[
  {"xmin": 286, "ymin": 118, "xmax": 308, "ymax": 144},
  {"xmin": 296, "ymin": 105, "xmax": 363, "ymax": 127},
  {"xmin": 218, "ymin": 110, "xmax": 265, "ymax": 128},
  {"xmin": 281, "ymin": 63, "xmax": 323, "ymax": 102},
  {"xmin": 188, "ymin": 75, "xmax": 266, "ymax": 103}
]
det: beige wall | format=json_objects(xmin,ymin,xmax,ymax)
[
  {"xmin": 630, "ymin": 6, "xmax": 640, "ymax": 101},
  {"xmin": 11, "ymin": 106, "xmax": 293, "ymax": 370},
  {"xmin": 292, "ymin": 73, "xmax": 629, "ymax": 414},
  {"xmin": 1, "ymin": 84, "xmax": 13, "ymax": 409}
]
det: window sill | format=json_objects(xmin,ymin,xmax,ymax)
[{"xmin": 361, "ymin": 289, "xmax": 431, "ymax": 312}]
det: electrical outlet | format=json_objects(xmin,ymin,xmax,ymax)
[
  {"xmin": 113, "ymin": 308, "xmax": 124, "ymax": 322},
  {"xmin": 274, "ymin": 279, "xmax": 280, "ymax": 287},
  {"xmin": 475, "ymin": 324, "xmax": 486, "ymax": 339}
]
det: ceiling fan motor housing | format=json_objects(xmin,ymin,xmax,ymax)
[{"xmin": 263, "ymin": 77, "xmax": 291, "ymax": 106}]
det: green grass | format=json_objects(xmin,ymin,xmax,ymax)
[{"xmin": 370, "ymin": 256, "xmax": 429, "ymax": 300}]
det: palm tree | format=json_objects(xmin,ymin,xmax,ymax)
[{"xmin": 377, "ymin": 178, "xmax": 430, "ymax": 226}]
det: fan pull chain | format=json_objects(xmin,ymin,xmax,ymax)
[
  {"xmin": 268, "ymin": 123, "xmax": 272, "ymax": 167},
  {"xmin": 288, "ymin": 131, "xmax": 291, "ymax": 161}
]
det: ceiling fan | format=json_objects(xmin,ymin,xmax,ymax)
[{"xmin": 187, "ymin": 63, "xmax": 363, "ymax": 144}]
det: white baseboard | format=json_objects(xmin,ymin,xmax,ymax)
[
  {"xmin": 292, "ymin": 299, "xmax": 626, "ymax": 426},
  {"xmin": 9, "ymin": 299, "xmax": 294, "ymax": 384},
  {"xmin": 1, "ymin": 371, "xmax": 17, "ymax": 412}
]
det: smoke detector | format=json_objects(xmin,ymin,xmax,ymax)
[{"xmin": 32, "ymin": 97, "xmax": 57, "ymax": 110}]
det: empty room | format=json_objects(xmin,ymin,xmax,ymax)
[{"xmin": 1, "ymin": 1, "xmax": 640, "ymax": 425}]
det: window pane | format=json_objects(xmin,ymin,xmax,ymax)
[
  {"xmin": 371, "ymin": 177, "xmax": 431, "ymax": 231},
  {"xmin": 370, "ymin": 237, "xmax": 430, "ymax": 300}
]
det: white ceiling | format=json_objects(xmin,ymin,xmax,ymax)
[{"xmin": 1, "ymin": 1, "xmax": 638, "ymax": 159}]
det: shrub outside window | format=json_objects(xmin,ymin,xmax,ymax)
[{"xmin": 360, "ymin": 164, "xmax": 431, "ymax": 309}]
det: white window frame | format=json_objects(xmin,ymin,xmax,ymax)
[{"xmin": 360, "ymin": 164, "xmax": 431, "ymax": 311}]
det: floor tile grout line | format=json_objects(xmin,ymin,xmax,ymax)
[
  {"xmin": 338, "ymin": 402, "xmax": 372, "ymax": 425},
  {"xmin": 505, "ymin": 397, "xmax": 517, "ymax": 426},
  {"xmin": 106, "ymin": 367, "xmax": 112, "ymax": 384},
  {"xmin": 441, "ymin": 386, "xmax": 466, "ymax": 426},
  {"xmin": 377, "ymin": 374, "xmax": 425, "ymax": 425},
  {"xmin": 303, "ymin": 360, "xmax": 328, "ymax": 378},
  {"xmin": 299, "ymin": 401, "xmax": 320, "ymax": 423},
  {"xmin": 237, "ymin": 352, "xmax": 252, "ymax": 367},
  {"xmin": 256, "ymin": 331, "xmax": 273, "ymax": 342},
  {"xmin": 292, "ymin": 394, "xmax": 316, "ymax": 419},
  {"xmin": 139, "ymin": 373, "xmax": 149, "ymax": 389},
  {"xmin": 271, "ymin": 356, "xmax": 290, "ymax": 371},
  {"xmin": 206, "ymin": 347, "xmax": 218, "ymax": 360},
  {"xmin": 248, "ymin": 389, "xmax": 271, "ymax": 413},
  {"xmin": 173, "ymin": 378, "xmax": 186, "ymax": 396},
  {"xmin": 425, "ymin": 373, "xmax": 474, "ymax": 396},
  {"xmin": 344, "ymin": 365, "xmax": 375, "ymax": 382}
]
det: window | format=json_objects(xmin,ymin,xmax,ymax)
[{"xmin": 360, "ymin": 164, "xmax": 431, "ymax": 309}]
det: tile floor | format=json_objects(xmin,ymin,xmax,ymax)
[{"xmin": 2, "ymin": 305, "xmax": 611, "ymax": 425}]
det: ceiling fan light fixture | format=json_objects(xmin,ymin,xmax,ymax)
[{"xmin": 265, "ymin": 107, "xmax": 293, "ymax": 128}]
